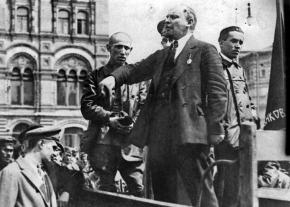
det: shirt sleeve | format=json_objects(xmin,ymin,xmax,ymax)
[{"xmin": 81, "ymin": 71, "xmax": 112, "ymax": 124}]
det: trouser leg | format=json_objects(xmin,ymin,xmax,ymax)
[
  {"xmin": 149, "ymin": 156, "xmax": 177, "ymax": 203},
  {"xmin": 214, "ymin": 142, "xmax": 239, "ymax": 207},
  {"xmin": 147, "ymin": 103, "xmax": 177, "ymax": 203},
  {"xmin": 88, "ymin": 144, "xmax": 120, "ymax": 192},
  {"xmin": 176, "ymin": 144, "xmax": 219, "ymax": 207},
  {"xmin": 119, "ymin": 159, "xmax": 145, "ymax": 197}
]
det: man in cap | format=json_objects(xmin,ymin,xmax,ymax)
[
  {"xmin": 0, "ymin": 136, "xmax": 16, "ymax": 170},
  {"xmin": 81, "ymin": 32, "xmax": 147, "ymax": 196},
  {"xmin": 157, "ymin": 20, "xmax": 172, "ymax": 48},
  {"xmin": 214, "ymin": 26, "xmax": 260, "ymax": 207},
  {"xmin": 0, "ymin": 126, "xmax": 61, "ymax": 207},
  {"xmin": 98, "ymin": 4, "xmax": 227, "ymax": 206}
]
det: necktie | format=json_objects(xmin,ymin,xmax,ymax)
[
  {"xmin": 165, "ymin": 40, "xmax": 178, "ymax": 66},
  {"xmin": 232, "ymin": 59, "xmax": 239, "ymax": 67},
  {"xmin": 222, "ymin": 58, "xmax": 238, "ymax": 68}
]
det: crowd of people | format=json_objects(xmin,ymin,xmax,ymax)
[
  {"xmin": 0, "ymin": 3, "xmax": 281, "ymax": 207},
  {"xmin": 0, "ymin": 126, "xmax": 133, "ymax": 206}
]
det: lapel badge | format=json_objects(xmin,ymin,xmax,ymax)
[{"xmin": 187, "ymin": 53, "xmax": 192, "ymax": 65}]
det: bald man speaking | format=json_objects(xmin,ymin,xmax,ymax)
[{"xmin": 81, "ymin": 32, "xmax": 147, "ymax": 197}]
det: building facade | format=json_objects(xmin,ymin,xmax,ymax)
[
  {"xmin": 0, "ymin": 0, "xmax": 109, "ymax": 149},
  {"xmin": 239, "ymin": 46, "xmax": 272, "ymax": 128}
]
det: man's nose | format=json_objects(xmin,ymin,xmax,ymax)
[
  {"xmin": 235, "ymin": 43, "xmax": 241, "ymax": 49},
  {"xmin": 165, "ymin": 16, "xmax": 171, "ymax": 23},
  {"xmin": 119, "ymin": 46, "xmax": 126, "ymax": 54},
  {"xmin": 52, "ymin": 151, "xmax": 58, "ymax": 157},
  {"xmin": 7, "ymin": 151, "xmax": 13, "ymax": 157}
]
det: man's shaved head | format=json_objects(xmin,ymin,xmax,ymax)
[
  {"xmin": 107, "ymin": 32, "xmax": 133, "ymax": 66},
  {"xmin": 108, "ymin": 32, "xmax": 132, "ymax": 47}
]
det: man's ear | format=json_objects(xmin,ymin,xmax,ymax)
[
  {"xmin": 187, "ymin": 18, "xmax": 194, "ymax": 27},
  {"xmin": 38, "ymin": 140, "xmax": 44, "ymax": 150}
]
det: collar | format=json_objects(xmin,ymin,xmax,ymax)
[
  {"xmin": 220, "ymin": 52, "xmax": 240, "ymax": 67},
  {"xmin": 103, "ymin": 62, "xmax": 127, "ymax": 76},
  {"xmin": 174, "ymin": 33, "xmax": 193, "ymax": 59},
  {"xmin": 16, "ymin": 155, "xmax": 43, "ymax": 182},
  {"xmin": 22, "ymin": 154, "xmax": 41, "ymax": 174}
]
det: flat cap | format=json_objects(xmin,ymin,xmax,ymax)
[
  {"xmin": 157, "ymin": 20, "xmax": 166, "ymax": 35},
  {"xmin": 0, "ymin": 136, "xmax": 16, "ymax": 144},
  {"xmin": 24, "ymin": 126, "xmax": 62, "ymax": 142},
  {"xmin": 18, "ymin": 125, "xmax": 43, "ymax": 143},
  {"xmin": 219, "ymin": 26, "xmax": 244, "ymax": 41}
]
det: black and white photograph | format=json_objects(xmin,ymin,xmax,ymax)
[{"xmin": 0, "ymin": 0, "xmax": 287, "ymax": 206}]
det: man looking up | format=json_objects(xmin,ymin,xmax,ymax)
[{"xmin": 98, "ymin": 4, "xmax": 227, "ymax": 207}]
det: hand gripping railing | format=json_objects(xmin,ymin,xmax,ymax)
[{"xmin": 195, "ymin": 158, "xmax": 238, "ymax": 207}]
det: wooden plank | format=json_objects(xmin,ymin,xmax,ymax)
[
  {"xmin": 77, "ymin": 189, "xmax": 192, "ymax": 207},
  {"xmin": 257, "ymin": 188, "xmax": 290, "ymax": 201},
  {"xmin": 256, "ymin": 130, "xmax": 288, "ymax": 160},
  {"xmin": 239, "ymin": 123, "xmax": 259, "ymax": 207},
  {"xmin": 259, "ymin": 198, "xmax": 290, "ymax": 207}
]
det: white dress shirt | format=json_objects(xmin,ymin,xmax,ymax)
[{"xmin": 174, "ymin": 33, "xmax": 192, "ymax": 60}]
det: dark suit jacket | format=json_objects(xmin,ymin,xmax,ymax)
[
  {"xmin": 0, "ymin": 156, "xmax": 57, "ymax": 207},
  {"xmin": 111, "ymin": 36, "xmax": 227, "ymax": 148}
]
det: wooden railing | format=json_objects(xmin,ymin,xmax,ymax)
[
  {"xmin": 239, "ymin": 123, "xmax": 258, "ymax": 207},
  {"xmin": 76, "ymin": 189, "xmax": 191, "ymax": 207},
  {"xmin": 239, "ymin": 123, "xmax": 290, "ymax": 207},
  {"xmin": 74, "ymin": 123, "xmax": 289, "ymax": 207}
]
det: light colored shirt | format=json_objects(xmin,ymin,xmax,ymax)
[
  {"xmin": 22, "ymin": 156, "xmax": 45, "ymax": 189},
  {"xmin": 174, "ymin": 33, "xmax": 192, "ymax": 60},
  {"xmin": 220, "ymin": 52, "xmax": 255, "ymax": 148}
]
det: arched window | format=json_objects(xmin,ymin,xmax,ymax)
[
  {"xmin": 55, "ymin": 56, "xmax": 91, "ymax": 106},
  {"xmin": 23, "ymin": 68, "xmax": 34, "ymax": 105},
  {"xmin": 62, "ymin": 127, "xmax": 83, "ymax": 149},
  {"xmin": 10, "ymin": 67, "xmax": 34, "ymax": 106},
  {"xmin": 12, "ymin": 123, "xmax": 30, "ymax": 140},
  {"xmin": 79, "ymin": 70, "xmax": 88, "ymax": 99},
  {"xmin": 57, "ymin": 69, "xmax": 66, "ymax": 105},
  {"xmin": 16, "ymin": 7, "xmax": 29, "ymax": 32},
  {"xmin": 58, "ymin": 10, "xmax": 70, "ymax": 34},
  {"xmin": 77, "ymin": 11, "xmax": 88, "ymax": 35},
  {"xmin": 9, "ymin": 55, "xmax": 35, "ymax": 106},
  {"xmin": 67, "ymin": 70, "xmax": 77, "ymax": 106},
  {"xmin": 11, "ymin": 67, "xmax": 21, "ymax": 105}
]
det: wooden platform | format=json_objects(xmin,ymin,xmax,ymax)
[
  {"xmin": 77, "ymin": 189, "xmax": 191, "ymax": 207},
  {"xmin": 75, "ymin": 126, "xmax": 289, "ymax": 207}
]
